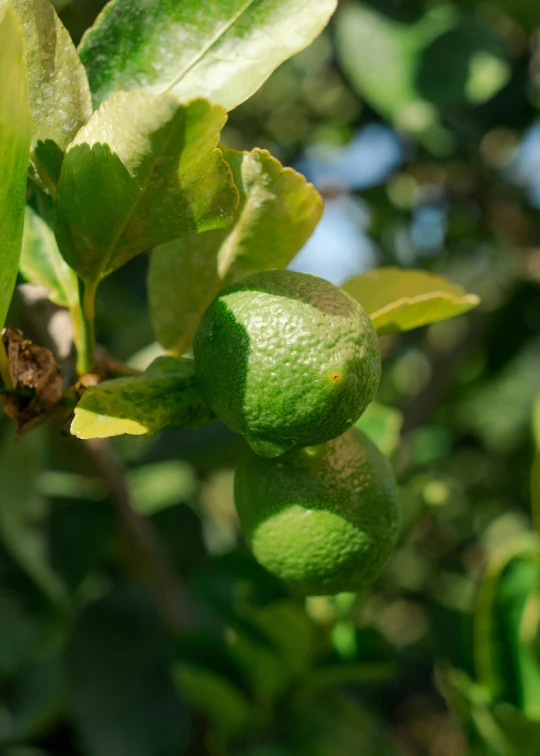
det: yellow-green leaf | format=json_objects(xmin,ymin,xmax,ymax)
[
  {"xmin": 71, "ymin": 357, "xmax": 214, "ymax": 440},
  {"xmin": 149, "ymin": 148, "xmax": 323, "ymax": 353},
  {"xmin": 0, "ymin": 4, "xmax": 33, "ymax": 330},
  {"xmin": 343, "ymin": 267, "xmax": 479, "ymax": 335},
  {"xmin": 20, "ymin": 205, "xmax": 78, "ymax": 308},
  {"xmin": 0, "ymin": 0, "xmax": 92, "ymax": 190}
]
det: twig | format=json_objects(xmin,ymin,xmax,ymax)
[
  {"xmin": 84, "ymin": 438, "xmax": 190, "ymax": 634},
  {"xmin": 401, "ymin": 319, "xmax": 483, "ymax": 434},
  {"xmin": 0, "ymin": 336, "xmax": 13, "ymax": 389}
]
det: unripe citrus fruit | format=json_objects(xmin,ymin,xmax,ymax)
[
  {"xmin": 194, "ymin": 270, "xmax": 381, "ymax": 457},
  {"xmin": 234, "ymin": 426, "xmax": 400, "ymax": 596}
]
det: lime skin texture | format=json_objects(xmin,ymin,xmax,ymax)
[
  {"xmin": 234, "ymin": 426, "xmax": 401, "ymax": 596},
  {"xmin": 194, "ymin": 270, "xmax": 381, "ymax": 457}
]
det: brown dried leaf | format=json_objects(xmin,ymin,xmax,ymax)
[{"xmin": 1, "ymin": 328, "xmax": 63, "ymax": 434}]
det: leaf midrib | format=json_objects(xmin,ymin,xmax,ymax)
[
  {"xmin": 163, "ymin": 0, "xmax": 259, "ymax": 93},
  {"xmin": 77, "ymin": 97, "xmax": 187, "ymax": 286}
]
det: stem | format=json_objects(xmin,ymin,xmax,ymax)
[
  {"xmin": 0, "ymin": 337, "xmax": 13, "ymax": 389},
  {"xmin": 531, "ymin": 452, "xmax": 540, "ymax": 537},
  {"xmin": 73, "ymin": 280, "xmax": 97, "ymax": 375},
  {"xmin": 84, "ymin": 438, "xmax": 190, "ymax": 634},
  {"xmin": 83, "ymin": 279, "xmax": 98, "ymax": 321},
  {"xmin": 473, "ymin": 536, "xmax": 539, "ymax": 695}
]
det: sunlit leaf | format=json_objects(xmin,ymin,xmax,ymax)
[
  {"xmin": 0, "ymin": 0, "xmax": 92, "ymax": 189},
  {"xmin": 20, "ymin": 205, "xmax": 78, "ymax": 308},
  {"xmin": 343, "ymin": 267, "xmax": 479, "ymax": 334},
  {"xmin": 71, "ymin": 357, "xmax": 214, "ymax": 440},
  {"xmin": 149, "ymin": 148, "xmax": 323, "ymax": 353},
  {"xmin": 79, "ymin": 0, "xmax": 338, "ymax": 111},
  {"xmin": 55, "ymin": 92, "xmax": 237, "ymax": 301},
  {"xmin": 0, "ymin": 5, "xmax": 32, "ymax": 330}
]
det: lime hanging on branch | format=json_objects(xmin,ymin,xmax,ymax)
[
  {"xmin": 194, "ymin": 270, "xmax": 381, "ymax": 457},
  {"xmin": 234, "ymin": 427, "xmax": 401, "ymax": 596}
]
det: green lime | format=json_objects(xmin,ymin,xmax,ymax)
[
  {"xmin": 234, "ymin": 426, "xmax": 401, "ymax": 596},
  {"xmin": 194, "ymin": 270, "xmax": 381, "ymax": 457}
]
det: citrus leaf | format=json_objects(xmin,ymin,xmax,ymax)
[
  {"xmin": 532, "ymin": 452, "xmax": 540, "ymax": 531},
  {"xmin": 68, "ymin": 585, "xmax": 189, "ymax": 756},
  {"xmin": 71, "ymin": 357, "xmax": 214, "ymax": 440},
  {"xmin": 174, "ymin": 664, "xmax": 251, "ymax": 738},
  {"xmin": 20, "ymin": 205, "xmax": 78, "ymax": 308},
  {"xmin": 55, "ymin": 92, "xmax": 237, "ymax": 296},
  {"xmin": 79, "ymin": 0, "xmax": 338, "ymax": 111},
  {"xmin": 335, "ymin": 3, "xmax": 508, "ymax": 138},
  {"xmin": 127, "ymin": 461, "xmax": 198, "ymax": 516},
  {"xmin": 149, "ymin": 148, "xmax": 323, "ymax": 353},
  {"xmin": 0, "ymin": 426, "xmax": 67, "ymax": 606},
  {"xmin": 484, "ymin": 0, "xmax": 540, "ymax": 32},
  {"xmin": 356, "ymin": 402, "xmax": 403, "ymax": 457},
  {"xmin": 335, "ymin": 1, "xmax": 452, "ymax": 133},
  {"xmin": 343, "ymin": 268, "xmax": 479, "ymax": 335},
  {"xmin": 533, "ymin": 395, "xmax": 540, "ymax": 450},
  {"xmin": 0, "ymin": 0, "xmax": 92, "ymax": 190},
  {"xmin": 0, "ymin": 5, "xmax": 32, "ymax": 331}
]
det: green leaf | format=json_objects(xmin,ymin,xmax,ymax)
[
  {"xmin": 532, "ymin": 452, "xmax": 540, "ymax": 536},
  {"xmin": 174, "ymin": 664, "xmax": 251, "ymax": 738},
  {"xmin": 79, "ymin": 0, "xmax": 338, "ymax": 111},
  {"xmin": 149, "ymin": 147, "xmax": 323, "ymax": 353},
  {"xmin": 71, "ymin": 356, "xmax": 214, "ymax": 440},
  {"xmin": 0, "ymin": 5, "xmax": 32, "ymax": 331},
  {"xmin": 335, "ymin": 2, "xmax": 452, "ymax": 134},
  {"xmin": 491, "ymin": 557, "xmax": 540, "ymax": 717},
  {"xmin": 0, "ymin": 587, "xmax": 56, "ymax": 679},
  {"xmin": 127, "ymin": 461, "xmax": 198, "ymax": 516},
  {"xmin": 343, "ymin": 267, "xmax": 479, "ymax": 335},
  {"xmin": 356, "ymin": 402, "xmax": 403, "ymax": 457},
  {"xmin": 437, "ymin": 666, "xmax": 511, "ymax": 754},
  {"xmin": 68, "ymin": 584, "xmax": 189, "ymax": 756},
  {"xmin": 0, "ymin": 0, "xmax": 92, "ymax": 190},
  {"xmin": 0, "ymin": 427, "xmax": 67, "ymax": 606},
  {"xmin": 20, "ymin": 205, "xmax": 78, "ymax": 308},
  {"xmin": 0, "ymin": 652, "xmax": 66, "ymax": 746},
  {"xmin": 335, "ymin": 3, "xmax": 509, "ymax": 139},
  {"xmin": 485, "ymin": 0, "xmax": 540, "ymax": 32},
  {"xmin": 533, "ymin": 395, "xmax": 540, "ymax": 450},
  {"xmin": 55, "ymin": 92, "xmax": 237, "ymax": 299},
  {"xmin": 492, "ymin": 707, "xmax": 540, "ymax": 756}
]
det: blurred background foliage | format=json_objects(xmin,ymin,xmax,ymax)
[{"xmin": 2, "ymin": 0, "xmax": 540, "ymax": 754}]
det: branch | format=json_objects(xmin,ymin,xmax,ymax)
[{"xmin": 84, "ymin": 438, "xmax": 190, "ymax": 634}]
